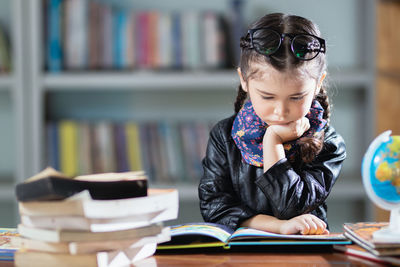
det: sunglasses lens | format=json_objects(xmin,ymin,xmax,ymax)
[
  {"xmin": 252, "ymin": 29, "xmax": 281, "ymax": 56},
  {"xmin": 292, "ymin": 35, "xmax": 321, "ymax": 60}
]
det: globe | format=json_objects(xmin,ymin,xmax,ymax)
[{"xmin": 362, "ymin": 130, "xmax": 400, "ymax": 242}]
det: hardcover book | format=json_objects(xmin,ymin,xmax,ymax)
[
  {"xmin": 15, "ymin": 167, "xmax": 148, "ymax": 201},
  {"xmin": 343, "ymin": 222, "xmax": 400, "ymax": 256},
  {"xmin": 334, "ymin": 244, "xmax": 400, "ymax": 266},
  {"xmin": 157, "ymin": 222, "xmax": 351, "ymax": 251}
]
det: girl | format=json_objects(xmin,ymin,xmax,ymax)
[{"xmin": 198, "ymin": 13, "xmax": 346, "ymax": 235}]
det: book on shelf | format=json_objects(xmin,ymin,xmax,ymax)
[
  {"xmin": 343, "ymin": 222, "xmax": 400, "ymax": 256},
  {"xmin": 14, "ymin": 242, "xmax": 157, "ymax": 267},
  {"xmin": 0, "ymin": 228, "xmax": 19, "ymax": 261},
  {"xmin": 44, "ymin": 0, "xmax": 234, "ymax": 71},
  {"xmin": 157, "ymin": 222, "xmax": 351, "ymax": 251},
  {"xmin": 46, "ymin": 120, "xmax": 213, "ymax": 182},
  {"xmin": 18, "ymin": 188, "xmax": 178, "ymax": 219},
  {"xmin": 15, "ymin": 167, "xmax": 148, "ymax": 202},
  {"xmin": 11, "ymin": 227, "xmax": 170, "ymax": 255},
  {"xmin": 334, "ymin": 244, "xmax": 400, "ymax": 266}
]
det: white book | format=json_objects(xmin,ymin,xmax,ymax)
[
  {"xmin": 19, "ymin": 188, "xmax": 178, "ymax": 219},
  {"xmin": 12, "ymin": 227, "xmax": 170, "ymax": 254},
  {"xmin": 15, "ymin": 242, "xmax": 157, "ymax": 267},
  {"xmin": 17, "ymin": 223, "xmax": 163, "ymax": 243},
  {"xmin": 20, "ymin": 204, "xmax": 176, "ymax": 232},
  {"xmin": 65, "ymin": 0, "xmax": 88, "ymax": 69}
]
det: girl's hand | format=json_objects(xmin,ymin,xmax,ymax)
[
  {"xmin": 268, "ymin": 117, "xmax": 310, "ymax": 143},
  {"xmin": 279, "ymin": 214, "xmax": 329, "ymax": 235}
]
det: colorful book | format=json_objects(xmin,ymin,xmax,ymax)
[
  {"xmin": 125, "ymin": 122, "xmax": 142, "ymax": 171},
  {"xmin": 15, "ymin": 167, "xmax": 148, "ymax": 201},
  {"xmin": 0, "ymin": 228, "xmax": 19, "ymax": 261},
  {"xmin": 59, "ymin": 120, "xmax": 79, "ymax": 177},
  {"xmin": 46, "ymin": 0, "xmax": 63, "ymax": 72},
  {"xmin": 157, "ymin": 222, "xmax": 351, "ymax": 251},
  {"xmin": 344, "ymin": 222, "xmax": 400, "ymax": 256}
]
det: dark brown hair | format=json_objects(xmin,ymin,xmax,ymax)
[{"xmin": 234, "ymin": 13, "xmax": 330, "ymax": 163}]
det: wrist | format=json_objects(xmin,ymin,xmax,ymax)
[{"xmin": 263, "ymin": 127, "xmax": 283, "ymax": 145}]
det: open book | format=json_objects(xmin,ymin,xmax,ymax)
[
  {"xmin": 15, "ymin": 167, "xmax": 148, "ymax": 201},
  {"xmin": 0, "ymin": 228, "xmax": 19, "ymax": 261},
  {"xmin": 157, "ymin": 222, "xmax": 351, "ymax": 250}
]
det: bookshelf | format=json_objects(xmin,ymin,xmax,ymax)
[
  {"xmin": 0, "ymin": 0, "xmax": 376, "ymax": 230},
  {"xmin": 0, "ymin": 0, "xmax": 25, "ymax": 226}
]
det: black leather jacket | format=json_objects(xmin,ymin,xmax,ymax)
[{"xmin": 198, "ymin": 115, "xmax": 346, "ymax": 230}]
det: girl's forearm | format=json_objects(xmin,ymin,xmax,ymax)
[
  {"xmin": 263, "ymin": 130, "xmax": 285, "ymax": 172},
  {"xmin": 240, "ymin": 214, "xmax": 285, "ymax": 234}
]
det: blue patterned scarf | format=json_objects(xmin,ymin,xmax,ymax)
[{"xmin": 232, "ymin": 99, "xmax": 327, "ymax": 166}]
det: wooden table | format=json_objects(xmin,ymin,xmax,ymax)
[
  {"xmin": 0, "ymin": 251, "xmax": 385, "ymax": 267},
  {"xmin": 153, "ymin": 252, "xmax": 384, "ymax": 267}
]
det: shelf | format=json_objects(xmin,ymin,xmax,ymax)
[
  {"xmin": 42, "ymin": 68, "xmax": 372, "ymax": 91},
  {"xmin": 43, "ymin": 70, "xmax": 239, "ymax": 91}
]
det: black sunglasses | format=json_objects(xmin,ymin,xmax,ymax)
[{"xmin": 248, "ymin": 28, "xmax": 326, "ymax": 61}]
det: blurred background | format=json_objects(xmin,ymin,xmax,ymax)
[{"xmin": 0, "ymin": 0, "xmax": 398, "ymax": 232}]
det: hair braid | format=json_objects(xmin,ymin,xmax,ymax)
[
  {"xmin": 316, "ymin": 86, "xmax": 331, "ymax": 123},
  {"xmin": 297, "ymin": 86, "xmax": 330, "ymax": 163},
  {"xmin": 234, "ymin": 84, "xmax": 247, "ymax": 113}
]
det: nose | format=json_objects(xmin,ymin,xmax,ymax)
[{"xmin": 273, "ymin": 101, "xmax": 287, "ymax": 118}]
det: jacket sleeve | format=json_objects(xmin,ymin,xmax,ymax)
[
  {"xmin": 198, "ymin": 122, "xmax": 254, "ymax": 230},
  {"xmin": 255, "ymin": 127, "xmax": 346, "ymax": 220}
]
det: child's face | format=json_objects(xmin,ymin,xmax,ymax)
[{"xmin": 239, "ymin": 64, "xmax": 320, "ymax": 126}]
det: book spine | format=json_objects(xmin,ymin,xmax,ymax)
[
  {"xmin": 125, "ymin": 122, "xmax": 143, "ymax": 171},
  {"xmin": 59, "ymin": 120, "xmax": 78, "ymax": 176},
  {"xmin": 46, "ymin": 0, "xmax": 63, "ymax": 72}
]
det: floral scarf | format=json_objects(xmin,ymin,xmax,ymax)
[{"xmin": 231, "ymin": 99, "xmax": 327, "ymax": 166}]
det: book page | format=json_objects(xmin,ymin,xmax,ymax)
[
  {"xmin": 229, "ymin": 227, "xmax": 347, "ymax": 242},
  {"xmin": 74, "ymin": 171, "xmax": 147, "ymax": 181},
  {"xmin": 169, "ymin": 223, "xmax": 234, "ymax": 243}
]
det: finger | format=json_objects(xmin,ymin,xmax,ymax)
[
  {"xmin": 299, "ymin": 222, "xmax": 310, "ymax": 235},
  {"xmin": 322, "ymin": 229, "xmax": 330, "ymax": 235},
  {"xmin": 313, "ymin": 219, "xmax": 326, "ymax": 235},
  {"xmin": 304, "ymin": 218, "xmax": 318, "ymax": 235}
]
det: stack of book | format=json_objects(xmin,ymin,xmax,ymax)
[
  {"xmin": 12, "ymin": 167, "xmax": 178, "ymax": 267},
  {"xmin": 334, "ymin": 222, "xmax": 400, "ymax": 266}
]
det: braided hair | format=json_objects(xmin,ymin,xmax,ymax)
[{"xmin": 234, "ymin": 13, "xmax": 330, "ymax": 163}]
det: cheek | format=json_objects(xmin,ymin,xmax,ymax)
[{"xmin": 296, "ymin": 99, "xmax": 314, "ymax": 117}]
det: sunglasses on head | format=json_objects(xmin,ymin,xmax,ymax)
[{"xmin": 247, "ymin": 28, "xmax": 326, "ymax": 61}]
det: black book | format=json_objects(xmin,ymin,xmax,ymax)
[{"xmin": 15, "ymin": 167, "xmax": 148, "ymax": 202}]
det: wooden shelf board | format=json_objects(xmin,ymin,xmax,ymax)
[{"xmin": 42, "ymin": 69, "xmax": 373, "ymax": 91}]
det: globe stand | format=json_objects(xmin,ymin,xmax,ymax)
[
  {"xmin": 362, "ymin": 130, "xmax": 400, "ymax": 243},
  {"xmin": 373, "ymin": 208, "xmax": 400, "ymax": 242}
]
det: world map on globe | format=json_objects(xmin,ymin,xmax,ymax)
[{"xmin": 369, "ymin": 135, "xmax": 400, "ymax": 203}]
